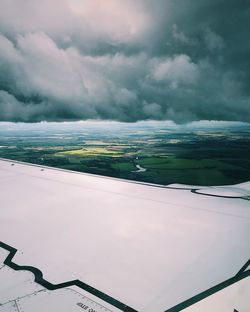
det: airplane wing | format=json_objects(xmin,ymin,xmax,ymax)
[{"xmin": 0, "ymin": 158, "xmax": 249, "ymax": 312}]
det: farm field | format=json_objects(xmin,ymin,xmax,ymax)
[{"xmin": 0, "ymin": 121, "xmax": 249, "ymax": 186}]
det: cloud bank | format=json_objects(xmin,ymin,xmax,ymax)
[{"xmin": 0, "ymin": 0, "xmax": 249, "ymax": 123}]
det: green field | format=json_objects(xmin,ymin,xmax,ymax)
[{"xmin": 0, "ymin": 122, "xmax": 249, "ymax": 186}]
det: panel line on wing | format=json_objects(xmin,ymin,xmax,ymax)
[{"xmin": 0, "ymin": 241, "xmax": 137, "ymax": 312}]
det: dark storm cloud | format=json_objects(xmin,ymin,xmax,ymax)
[{"xmin": 0, "ymin": 0, "xmax": 249, "ymax": 123}]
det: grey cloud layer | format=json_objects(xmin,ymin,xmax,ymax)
[{"xmin": 0, "ymin": 0, "xmax": 249, "ymax": 122}]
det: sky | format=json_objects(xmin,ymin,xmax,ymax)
[{"xmin": 0, "ymin": 0, "xmax": 249, "ymax": 123}]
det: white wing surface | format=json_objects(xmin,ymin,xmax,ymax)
[{"xmin": 0, "ymin": 158, "xmax": 249, "ymax": 311}]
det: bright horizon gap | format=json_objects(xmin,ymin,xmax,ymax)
[{"xmin": 0, "ymin": 120, "xmax": 249, "ymax": 126}]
